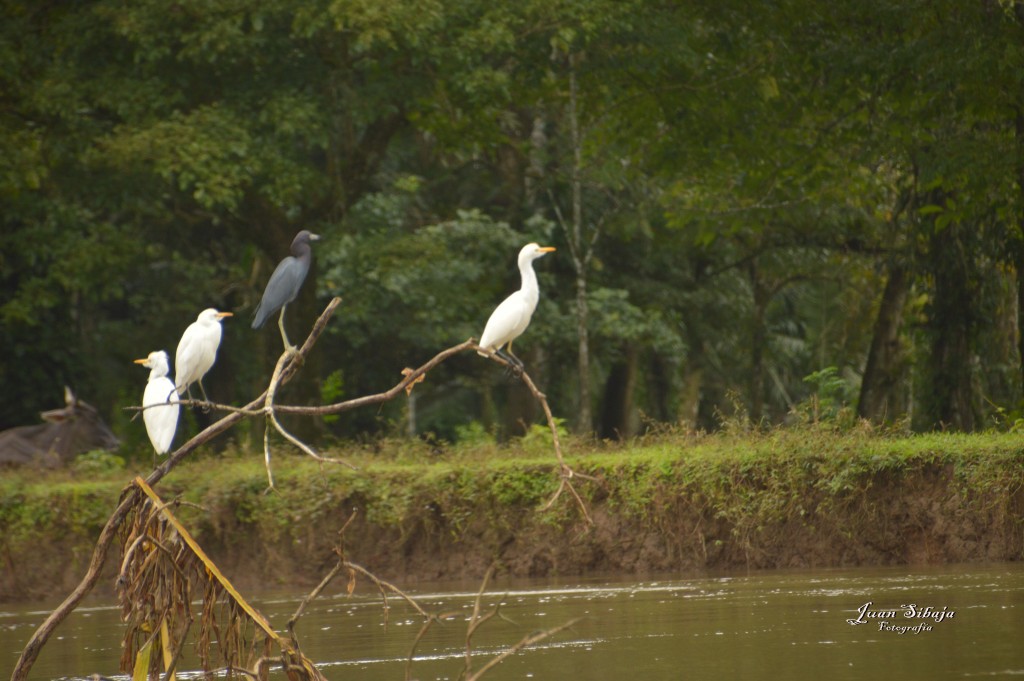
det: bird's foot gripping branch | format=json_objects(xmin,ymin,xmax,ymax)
[{"xmin": 14, "ymin": 297, "xmax": 596, "ymax": 681}]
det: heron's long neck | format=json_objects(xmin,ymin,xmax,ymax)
[{"xmin": 519, "ymin": 260, "xmax": 540, "ymax": 306}]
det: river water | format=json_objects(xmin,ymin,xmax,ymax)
[{"xmin": 2, "ymin": 563, "xmax": 1022, "ymax": 680}]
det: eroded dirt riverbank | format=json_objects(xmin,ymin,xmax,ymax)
[{"xmin": 2, "ymin": 430, "xmax": 1022, "ymax": 602}]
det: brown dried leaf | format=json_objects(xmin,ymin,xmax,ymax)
[{"xmin": 401, "ymin": 367, "xmax": 425, "ymax": 395}]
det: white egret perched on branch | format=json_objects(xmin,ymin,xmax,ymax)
[
  {"xmin": 478, "ymin": 242, "xmax": 556, "ymax": 372},
  {"xmin": 251, "ymin": 230, "xmax": 321, "ymax": 353},
  {"xmin": 175, "ymin": 308, "xmax": 232, "ymax": 403},
  {"xmin": 134, "ymin": 350, "xmax": 179, "ymax": 458}
]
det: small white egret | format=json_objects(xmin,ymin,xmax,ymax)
[
  {"xmin": 134, "ymin": 350, "xmax": 179, "ymax": 457},
  {"xmin": 252, "ymin": 230, "xmax": 321, "ymax": 352},
  {"xmin": 175, "ymin": 308, "xmax": 232, "ymax": 402},
  {"xmin": 478, "ymin": 242, "xmax": 556, "ymax": 372}
]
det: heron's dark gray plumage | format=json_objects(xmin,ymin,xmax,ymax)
[{"xmin": 252, "ymin": 230, "xmax": 320, "ymax": 331}]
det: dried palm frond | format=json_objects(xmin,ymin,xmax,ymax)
[{"xmin": 117, "ymin": 477, "xmax": 326, "ymax": 681}]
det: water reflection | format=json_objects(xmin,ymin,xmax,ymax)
[{"xmin": 3, "ymin": 563, "xmax": 1022, "ymax": 681}]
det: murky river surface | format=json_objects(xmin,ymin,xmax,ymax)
[{"xmin": 2, "ymin": 563, "xmax": 1022, "ymax": 680}]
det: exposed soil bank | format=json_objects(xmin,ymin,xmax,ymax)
[{"xmin": 2, "ymin": 430, "xmax": 1023, "ymax": 602}]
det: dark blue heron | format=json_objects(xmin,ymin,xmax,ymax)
[{"xmin": 252, "ymin": 230, "xmax": 321, "ymax": 352}]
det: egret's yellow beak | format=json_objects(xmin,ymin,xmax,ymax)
[
  {"xmin": 217, "ymin": 312, "xmax": 234, "ymax": 319},
  {"xmin": 133, "ymin": 358, "xmax": 148, "ymax": 365},
  {"xmin": 539, "ymin": 246, "xmax": 556, "ymax": 253}
]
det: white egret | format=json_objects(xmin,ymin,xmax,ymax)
[
  {"xmin": 134, "ymin": 350, "xmax": 179, "ymax": 457},
  {"xmin": 252, "ymin": 230, "xmax": 321, "ymax": 352},
  {"xmin": 478, "ymin": 242, "xmax": 556, "ymax": 372},
  {"xmin": 175, "ymin": 308, "xmax": 232, "ymax": 402}
]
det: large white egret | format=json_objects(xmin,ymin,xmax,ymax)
[
  {"xmin": 478, "ymin": 242, "xmax": 556, "ymax": 372},
  {"xmin": 252, "ymin": 230, "xmax": 321, "ymax": 352},
  {"xmin": 175, "ymin": 308, "xmax": 232, "ymax": 402},
  {"xmin": 134, "ymin": 350, "xmax": 179, "ymax": 457}
]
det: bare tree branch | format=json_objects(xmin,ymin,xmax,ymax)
[
  {"xmin": 11, "ymin": 298, "xmax": 343, "ymax": 681},
  {"xmin": 13, "ymin": 295, "xmax": 596, "ymax": 681},
  {"xmin": 273, "ymin": 339, "xmax": 478, "ymax": 416}
]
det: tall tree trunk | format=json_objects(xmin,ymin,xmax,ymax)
[
  {"xmin": 857, "ymin": 264, "xmax": 910, "ymax": 422},
  {"xmin": 575, "ymin": 272, "xmax": 592, "ymax": 431},
  {"xmin": 678, "ymin": 336, "xmax": 704, "ymax": 427},
  {"xmin": 748, "ymin": 261, "xmax": 768, "ymax": 422},
  {"xmin": 1016, "ymin": 107, "xmax": 1024, "ymax": 390},
  {"xmin": 646, "ymin": 353, "xmax": 673, "ymax": 424},
  {"xmin": 924, "ymin": 221, "xmax": 982, "ymax": 431},
  {"xmin": 599, "ymin": 343, "xmax": 639, "ymax": 439},
  {"xmin": 563, "ymin": 54, "xmax": 594, "ymax": 433}
]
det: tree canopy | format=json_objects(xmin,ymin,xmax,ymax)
[{"xmin": 3, "ymin": 0, "xmax": 1024, "ymax": 447}]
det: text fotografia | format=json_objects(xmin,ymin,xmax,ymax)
[{"xmin": 846, "ymin": 602, "xmax": 955, "ymax": 634}]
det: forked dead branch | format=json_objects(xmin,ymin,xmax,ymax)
[
  {"xmin": 13, "ymin": 297, "xmax": 595, "ymax": 681},
  {"xmin": 284, "ymin": 526, "xmax": 580, "ymax": 681}
]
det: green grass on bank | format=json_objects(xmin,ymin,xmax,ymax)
[{"xmin": 2, "ymin": 425, "xmax": 1023, "ymax": 551}]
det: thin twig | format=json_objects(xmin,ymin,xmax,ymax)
[
  {"xmin": 465, "ymin": 617, "xmax": 584, "ymax": 681},
  {"xmin": 344, "ymin": 561, "xmax": 431, "ymax": 619},
  {"xmin": 287, "ymin": 514, "xmax": 359, "ymax": 641},
  {"xmin": 125, "ymin": 399, "xmax": 264, "ymax": 418},
  {"xmin": 287, "ymin": 555, "xmax": 345, "ymax": 644},
  {"xmin": 262, "ymin": 423, "xmax": 275, "ymax": 491},
  {"xmin": 405, "ymin": 610, "xmax": 460, "ymax": 681},
  {"xmin": 500, "ymin": 354, "xmax": 598, "ymax": 524},
  {"xmin": 260, "ymin": 314, "xmax": 357, "ymax": 483},
  {"xmin": 463, "ymin": 565, "xmax": 498, "ymax": 678}
]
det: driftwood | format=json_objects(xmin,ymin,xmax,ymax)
[{"xmin": 12, "ymin": 296, "xmax": 592, "ymax": 681}]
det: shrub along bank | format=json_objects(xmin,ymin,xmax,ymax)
[{"xmin": 1, "ymin": 427, "xmax": 1022, "ymax": 601}]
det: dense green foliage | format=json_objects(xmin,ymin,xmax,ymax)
[{"xmin": 3, "ymin": 0, "xmax": 1024, "ymax": 447}]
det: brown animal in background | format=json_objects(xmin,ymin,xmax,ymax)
[{"xmin": 0, "ymin": 387, "xmax": 120, "ymax": 467}]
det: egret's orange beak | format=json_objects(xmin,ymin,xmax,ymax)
[
  {"xmin": 133, "ymin": 358, "xmax": 148, "ymax": 365},
  {"xmin": 217, "ymin": 312, "xmax": 234, "ymax": 319},
  {"xmin": 539, "ymin": 246, "xmax": 556, "ymax": 253}
]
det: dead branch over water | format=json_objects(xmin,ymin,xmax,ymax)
[
  {"xmin": 11, "ymin": 299, "xmax": 343, "ymax": 681},
  {"xmin": 12, "ymin": 297, "xmax": 592, "ymax": 681},
  {"xmin": 120, "ymin": 477, "xmax": 327, "ymax": 680}
]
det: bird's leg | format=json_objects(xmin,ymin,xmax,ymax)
[
  {"xmin": 495, "ymin": 347, "xmax": 524, "ymax": 377},
  {"xmin": 197, "ymin": 380, "xmax": 212, "ymax": 412},
  {"xmin": 505, "ymin": 341, "xmax": 525, "ymax": 371},
  {"xmin": 278, "ymin": 306, "xmax": 298, "ymax": 356}
]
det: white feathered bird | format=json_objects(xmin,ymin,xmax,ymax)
[
  {"xmin": 174, "ymin": 308, "xmax": 232, "ymax": 402},
  {"xmin": 478, "ymin": 242, "xmax": 556, "ymax": 371},
  {"xmin": 134, "ymin": 350, "xmax": 179, "ymax": 456}
]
